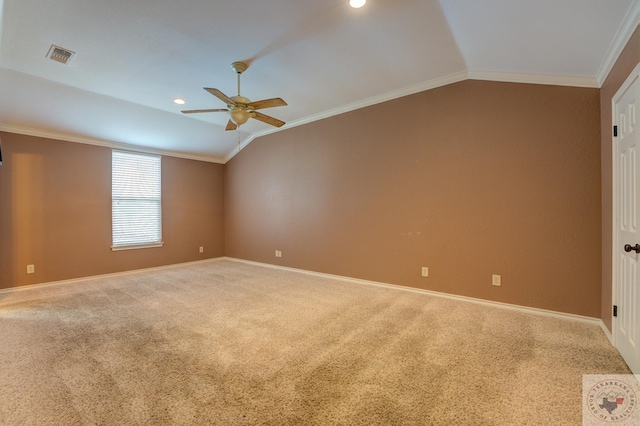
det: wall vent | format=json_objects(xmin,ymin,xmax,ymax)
[{"xmin": 46, "ymin": 45, "xmax": 75, "ymax": 65}]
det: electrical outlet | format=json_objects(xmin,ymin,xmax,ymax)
[
  {"xmin": 492, "ymin": 274, "xmax": 501, "ymax": 286},
  {"xmin": 27, "ymin": 264, "xmax": 35, "ymax": 274},
  {"xmin": 421, "ymin": 267, "xmax": 429, "ymax": 277},
  {"xmin": 199, "ymin": 246, "xmax": 204, "ymax": 253},
  {"xmin": 275, "ymin": 250, "xmax": 282, "ymax": 258}
]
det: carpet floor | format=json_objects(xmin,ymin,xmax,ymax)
[{"xmin": 0, "ymin": 259, "xmax": 632, "ymax": 425}]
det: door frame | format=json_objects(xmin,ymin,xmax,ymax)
[{"xmin": 611, "ymin": 62, "xmax": 640, "ymax": 350}]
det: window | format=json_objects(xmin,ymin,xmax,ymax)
[{"xmin": 111, "ymin": 150, "xmax": 163, "ymax": 250}]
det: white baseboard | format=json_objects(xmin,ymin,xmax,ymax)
[
  {"xmin": 0, "ymin": 257, "xmax": 226, "ymax": 296},
  {"xmin": 224, "ymin": 257, "xmax": 606, "ymax": 329},
  {"xmin": 600, "ymin": 321, "xmax": 614, "ymax": 345},
  {"xmin": 1, "ymin": 255, "xmax": 613, "ymax": 341}
]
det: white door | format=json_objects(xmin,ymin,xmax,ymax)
[{"xmin": 614, "ymin": 65, "xmax": 640, "ymax": 374}]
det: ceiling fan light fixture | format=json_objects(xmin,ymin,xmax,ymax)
[
  {"xmin": 173, "ymin": 98, "xmax": 186, "ymax": 105},
  {"xmin": 183, "ymin": 61, "xmax": 287, "ymax": 130},
  {"xmin": 230, "ymin": 109, "xmax": 251, "ymax": 126},
  {"xmin": 349, "ymin": 0, "xmax": 366, "ymax": 8}
]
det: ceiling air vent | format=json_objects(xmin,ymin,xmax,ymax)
[{"xmin": 46, "ymin": 45, "xmax": 75, "ymax": 65}]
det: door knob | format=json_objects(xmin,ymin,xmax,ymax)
[{"xmin": 624, "ymin": 244, "xmax": 640, "ymax": 253}]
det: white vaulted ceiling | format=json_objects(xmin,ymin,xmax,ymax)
[{"xmin": 0, "ymin": 0, "xmax": 638, "ymax": 163}]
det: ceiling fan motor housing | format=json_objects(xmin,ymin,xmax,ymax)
[
  {"xmin": 182, "ymin": 61, "xmax": 286, "ymax": 129},
  {"xmin": 231, "ymin": 96, "xmax": 251, "ymax": 105}
]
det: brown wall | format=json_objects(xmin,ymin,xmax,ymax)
[
  {"xmin": 0, "ymin": 78, "xmax": 605, "ymax": 318},
  {"xmin": 225, "ymin": 79, "xmax": 602, "ymax": 317},
  {"xmin": 0, "ymin": 132, "xmax": 225, "ymax": 289},
  {"xmin": 600, "ymin": 28, "xmax": 640, "ymax": 331}
]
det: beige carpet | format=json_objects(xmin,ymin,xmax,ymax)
[{"xmin": 0, "ymin": 259, "xmax": 631, "ymax": 425}]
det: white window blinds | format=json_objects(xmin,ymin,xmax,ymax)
[{"xmin": 112, "ymin": 150, "xmax": 163, "ymax": 250}]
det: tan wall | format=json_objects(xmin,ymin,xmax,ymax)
[
  {"xmin": 225, "ymin": 79, "xmax": 602, "ymax": 317},
  {"xmin": 600, "ymin": 28, "xmax": 640, "ymax": 331},
  {"xmin": 0, "ymin": 132, "xmax": 225, "ymax": 289},
  {"xmin": 0, "ymin": 79, "xmax": 604, "ymax": 318}
]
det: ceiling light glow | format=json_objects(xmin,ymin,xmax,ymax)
[
  {"xmin": 173, "ymin": 98, "xmax": 186, "ymax": 105},
  {"xmin": 230, "ymin": 109, "xmax": 251, "ymax": 126},
  {"xmin": 349, "ymin": 0, "xmax": 366, "ymax": 8}
]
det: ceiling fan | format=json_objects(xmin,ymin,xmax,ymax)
[{"xmin": 182, "ymin": 61, "xmax": 287, "ymax": 131}]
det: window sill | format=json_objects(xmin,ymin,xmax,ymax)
[{"xmin": 111, "ymin": 242, "xmax": 164, "ymax": 252}]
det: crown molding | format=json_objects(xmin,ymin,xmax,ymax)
[
  {"xmin": 229, "ymin": 69, "xmax": 597, "ymax": 161},
  {"xmin": 2, "ymin": 63, "xmax": 624, "ymax": 166},
  {"xmin": 224, "ymin": 70, "xmax": 470, "ymax": 162},
  {"xmin": 263, "ymin": 70, "xmax": 469, "ymax": 134},
  {"xmin": 224, "ymin": 134, "xmax": 256, "ymax": 163},
  {"xmin": 467, "ymin": 70, "xmax": 598, "ymax": 88},
  {"xmin": 0, "ymin": 123, "xmax": 226, "ymax": 164},
  {"xmin": 597, "ymin": 0, "xmax": 640, "ymax": 86}
]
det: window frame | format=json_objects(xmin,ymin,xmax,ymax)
[{"xmin": 111, "ymin": 150, "xmax": 164, "ymax": 251}]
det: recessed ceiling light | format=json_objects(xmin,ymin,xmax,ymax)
[
  {"xmin": 350, "ymin": 0, "xmax": 366, "ymax": 8},
  {"xmin": 173, "ymin": 98, "xmax": 186, "ymax": 105}
]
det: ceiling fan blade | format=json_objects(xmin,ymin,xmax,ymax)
[
  {"xmin": 252, "ymin": 111, "xmax": 285, "ymax": 128},
  {"xmin": 247, "ymin": 98, "xmax": 288, "ymax": 110},
  {"xmin": 204, "ymin": 88, "xmax": 237, "ymax": 106},
  {"xmin": 225, "ymin": 120, "xmax": 238, "ymax": 131},
  {"xmin": 181, "ymin": 109, "xmax": 228, "ymax": 114}
]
